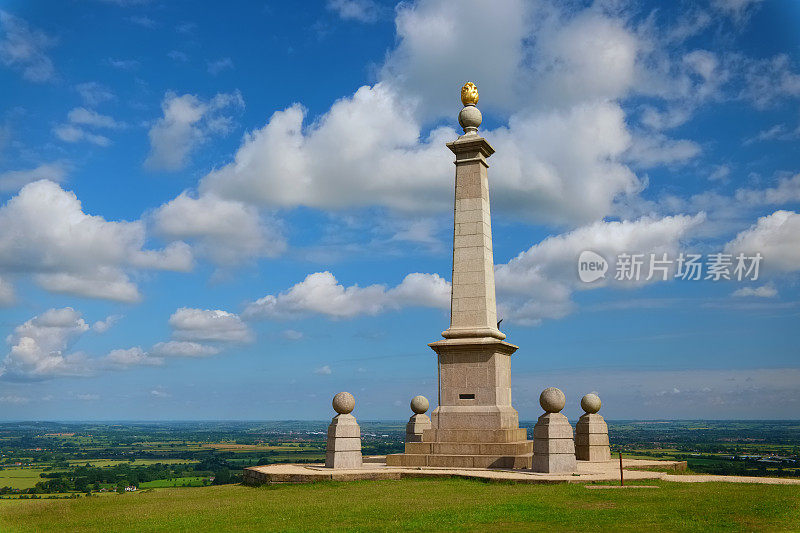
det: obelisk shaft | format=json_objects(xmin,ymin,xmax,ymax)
[{"xmin": 443, "ymin": 136, "xmax": 504, "ymax": 340}]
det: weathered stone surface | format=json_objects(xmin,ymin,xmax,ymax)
[
  {"xmin": 532, "ymin": 453, "xmax": 577, "ymax": 473},
  {"xmin": 533, "ymin": 412, "xmax": 574, "ymax": 428},
  {"xmin": 579, "ymin": 446, "xmax": 611, "ymax": 462},
  {"xmin": 575, "ymin": 433, "xmax": 610, "ymax": 446},
  {"xmin": 328, "ymin": 414, "xmax": 361, "ymax": 438},
  {"xmin": 423, "ymin": 428, "xmax": 528, "ymax": 443},
  {"xmin": 325, "ymin": 450, "xmax": 362, "ymax": 469},
  {"xmin": 575, "ymin": 420, "xmax": 609, "ymax": 433},
  {"xmin": 575, "ymin": 411, "xmax": 610, "ymax": 462},
  {"xmin": 386, "ymin": 453, "xmax": 426, "ymax": 467},
  {"xmin": 531, "ymin": 411, "xmax": 576, "ymax": 473},
  {"xmin": 332, "ymin": 392, "xmax": 355, "ymax": 414},
  {"xmin": 540, "ymin": 387, "xmax": 566, "ymax": 413},
  {"xmin": 406, "ymin": 413, "xmax": 431, "ymax": 443},
  {"xmin": 581, "ymin": 393, "xmax": 601, "ymax": 414},
  {"xmin": 406, "ymin": 441, "xmax": 533, "ymax": 456},
  {"xmin": 532, "ymin": 438, "xmax": 577, "ymax": 454},
  {"xmin": 326, "ymin": 436, "xmax": 361, "ymax": 451},
  {"xmin": 410, "ymin": 395, "xmax": 429, "ymax": 414},
  {"xmin": 388, "ymin": 453, "xmax": 532, "ymax": 469},
  {"xmin": 532, "ymin": 423, "xmax": 574, "ymax": 439},
  {"xmin": 325, "ymin": 412, "xmax": 362, "ymax": 469}
]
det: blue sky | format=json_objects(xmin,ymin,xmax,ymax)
[{"xmin": 0, "ymin": 0, "xmax": 799, "ymax": 421}]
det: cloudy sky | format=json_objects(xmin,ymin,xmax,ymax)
[{"xmin": 0, "ymin": 0, "xmax": 798, "ymax": 421}]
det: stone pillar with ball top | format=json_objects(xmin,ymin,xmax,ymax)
[
  {"xmin": 406, "ymin": 395, "xmax": 432, "ymax": 443},
  {"xmin": 532, "ymin": 387, "xmax": 577, "ymax": 473},
  {"xmin": 575, "ymin": 393, "xmax": 611, "ymax": 462},
  {"xmin": 325, "ymin": 392, "xmax": 362, "ymax": 469},
  {"xmin": 386, "ymin": 83, "xmax": 532, "ymax": 469}
]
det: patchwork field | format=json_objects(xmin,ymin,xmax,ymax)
[
  {"xmin": 138, "ymin": 476, "xmax": 208, "ymax": 488},
  {"xmin": 2, "ymin": 478, "xmax": 799, "ymax": 532},
  {"xmin": 0, "ymin": 468, "xmax": 47, "ymax": 490},
  {"xmin": 67, "ymin": 459, "xmax": 197, "ymax": 467}
]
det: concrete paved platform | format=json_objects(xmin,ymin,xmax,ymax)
[{"xmin": 243, "ymin": 457, "xmax": 688, "ymax": 486}]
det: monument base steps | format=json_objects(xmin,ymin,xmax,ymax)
[
  {"xmin": 386, "ymin": 452, "xmax": 532, "ymax": 469},
  {"xmin": 386, "ymin": 428, "xmax": 533, "ymax": 469}
]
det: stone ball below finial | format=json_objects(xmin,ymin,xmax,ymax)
[
  {"xmin": 458, "ymin": 105, "xmax": 482, "ymax": 133},
  {"xmin": 540, "ymin": 387, "xmax": 566, "ymax": 413},
  {"xmin": 410, "ymin": 395, "xmax": 429, "ymax": 414},
  {"xmin": 581, "ymin": 393, "xmax": 601, "ymax": 414},
  {"xmin": 332, "ymin": 391, "xmax": 355, "ymax": 414},
  {"xmin": 461, "ymin": 82, "xmax": 479, "ymax": 106}
]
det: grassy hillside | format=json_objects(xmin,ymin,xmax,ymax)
[{"xmin": 2, "ymin": 478, "xmax": 799, "ymax": 532}]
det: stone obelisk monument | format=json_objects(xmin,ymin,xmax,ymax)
[{"xmin": 387, "ymin": 83, "xmax": 532, "ymax": 469}]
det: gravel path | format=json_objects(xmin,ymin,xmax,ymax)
[{"xmin": 244, "ymin": 460, "xmax": 800, "ymax": 486}]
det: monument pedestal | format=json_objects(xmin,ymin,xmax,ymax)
[
  {"xmin": 326, "ymin": 393, "xmax": 363, "ymax": 469},
  {"xmin": 326, "ymin": 414, "xmax": 362, "ymax": 468},
  {"xmin": 575, "ymin": 413, "xmax": 610, "ymax": 462},
  {"xmin": 575, "ymin": 393, "xmax": 610, "ymax": 462},
  {"xmin": 387, "ymin": 338, "xmax": 532, "ymax": 469},
  {"xmin": 532, "ymin": 412, "xmax": 576, "ymax": 473},
  {"xmin": 406, "ymin": 414, "xmax": 431, "ymax": 443}
]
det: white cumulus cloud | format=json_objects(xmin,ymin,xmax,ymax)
[
  {"xmin": 732, "ymin": 284, "xmax": 777, "ymax": 298},
  {"xmin": 0, "ymin": 307, "xmax": 90, "ymax": 379},
  {"xmin": 725, "ymin": 210, "xmax": 800, "ymax": 272},
  {"xmin": 150, "ymin": 341, "xmax": 220, "ymax": 358},
  {"xmin": 152, "ymin": 192, "xmax": 285, "ymax": 265},
  {"xmin": 495, "ymin": 214, "xmax": 705, "ymax": 325},
  {"xmin": 92, "ymin": 314, "xmax": 122, "ymax": 333},
  {"xmin": 105, "ymin": 347, "xmax": 163, "ymax": 368},
  {"xmin": 145, "ymin": 91, "xmax": 244, "ymax": 171},
  {"xmin": 168, "ymin": 307, "xmax": 252, "ymax": 342},
  {"xmin": 243, "ymin": 271, "xmax": 450, "ymax": 319},
  {"xmin": 53, "ymin": 125, "xmax": 110, "ymax": 147},
  {"xmin": 152, "ymin": 0, "xmax": 738, "ymax": 267},
  {"xmin": 0, "ymin": 162, "xmax": 67, "ymax": 193},
  {"xmin": 0, "ymin": 180, "xmax": 192, "ymax": 302}
]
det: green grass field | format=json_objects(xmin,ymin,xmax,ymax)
[
  {"xmin": 1, "ymin": 478, "xmax": 799, "ymax": 532},
  {"xmin": 66, "ymin": 458, "xmax": 196, "ymax": 467},
  {"xmin": 0, "ymin": 468, "xmax": 46, "ymax": 490},
  {"xmin": 139, "ymin": 477, "xmax": 208, "ymax": 488}
]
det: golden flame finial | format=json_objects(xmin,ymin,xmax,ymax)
[{"xmin": 460, "ymin": 82, "xmax": 479, "ymax": 106}]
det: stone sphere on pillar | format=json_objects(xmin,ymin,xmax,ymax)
[
  {"xmin": 410, "ymin": 395, "xmax": 429, "ymax": 414},
  {"xmin": 332, "ymin": 391, "xmax": 355, "ymax": 414},
  {"xmin": 539, "ymin": 387, "xmax": 566, "ymax": 413},
  {"xmin": 458, "ymin": 105, "xmax": 482, "ymax": 132},
  {"xmin": 581, "ymin": 393, "xmax": 602, "ymax": 414}
]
